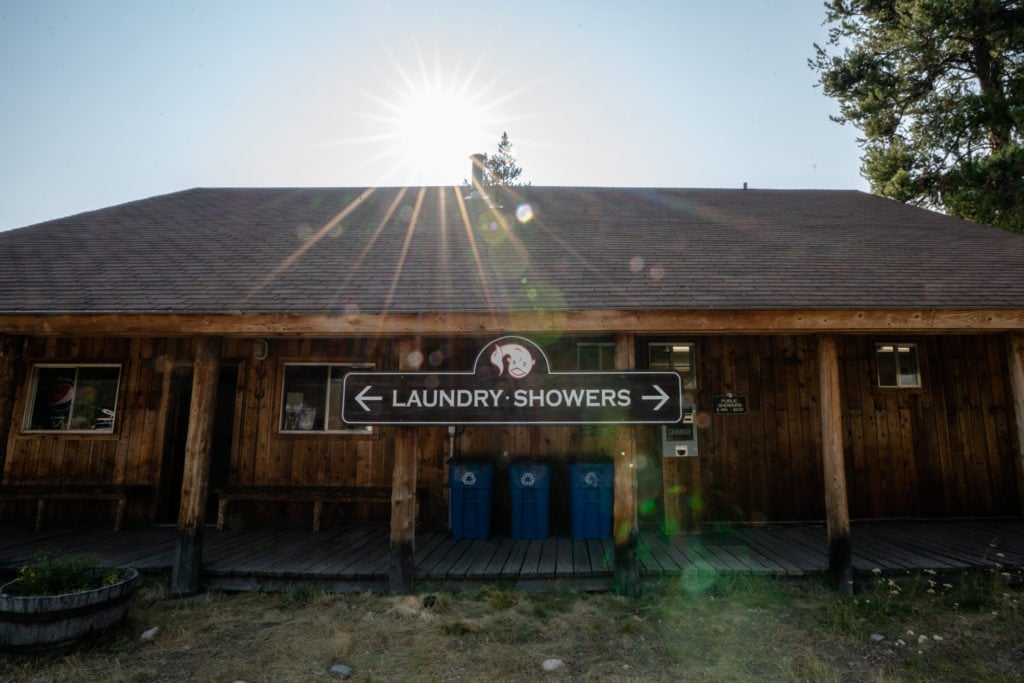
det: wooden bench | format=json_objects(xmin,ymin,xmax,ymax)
[
  {"xmin": 0, "ymin": 484, "xmax": 153, "ymax": 532},
  {"xmin": 216, "ymin": 486, "xmax": 427, "ymax": 532}
]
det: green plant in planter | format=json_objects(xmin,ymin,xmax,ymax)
[
  {"xmin": 4, "ymin": 554, "xmax": 124, "ymax": 596},
  {"xmin": 0, "ymin": 553, "xmax": 140, "ymax": 653}
]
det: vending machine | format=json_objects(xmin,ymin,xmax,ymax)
[{"xmin": 661, "ymin": 405, "xmax": 698, "ymax": 457}]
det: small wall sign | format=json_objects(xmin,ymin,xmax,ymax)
[{"xmin": 712, "ymin": 394, "xmax": 748, "ymax": 414}]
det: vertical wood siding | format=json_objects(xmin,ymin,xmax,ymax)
[
  {"xmin": 839, "ymin": 335, "xmax": 1019, "ymax": 519},
  {"xmin": 1, "ymin": 336, "xmax": 193, "ymax": 524},
  {"xmin": 683, "ymin": 335, "xmax": 826, "ymax": 524},
  {"xmin": 1, "ymin": 333, "xmax": 1020, "ymax": 528},
  {"xmin": 226, "ymin": 337, "xmax": 449, "ymax": 526},
  {"xmin": 686, "ymin": 335, "xmax": 1018, "ymax": 523}
]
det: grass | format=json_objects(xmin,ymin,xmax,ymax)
[{"xmin": 1, "ymin": 568, "xmax": 1020, "ymax": 682}]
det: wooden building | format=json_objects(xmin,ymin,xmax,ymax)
[{"xmin": 1, "ymin": 184, "xmax": 1023, "ymax": 594}]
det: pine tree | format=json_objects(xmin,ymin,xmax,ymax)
[
  {"xmin": 484, "ymin": 132, "xmax": 525, "ymax": 187},
  {"xmin": 811, "ymin": 0, "xmax": 1024, "ymax": 233}
]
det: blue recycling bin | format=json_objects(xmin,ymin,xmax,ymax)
[
  {"xmin": 570, "ymin": 463, "xmax": 614, "ymax": 539},
  {"xmin": 449, "ymin": 463, "xmax": 495, "ymax": 539},
  {"xmin": 509, "ymin": 463, "xmax": 551, "ymax": 539}
]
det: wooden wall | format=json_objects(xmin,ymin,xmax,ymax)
[
  {"xmin": 1, "ymin": 336, "xmax": 197, "ymax": 524},
  {"xmin": 838, "ymin": 335, "xmax": 1020, "ymax": 519},
  {"xmin": 225, "ymin": 337, "xmax": 449, "ymax": 527},
  {"xmin": 684, "ymin": 335, "xmax": 827, "ymax": 524},
  {"xmin": 659, "ymin": 334, "xmax": 1020, "ymax": 524},
  {"xmin": 0, "ymin": 332, "xmax": 1020, "ymax": 529},
  {"xmin": 445, "ymin": 333, "xmax": 1017, "ymax": 527}
]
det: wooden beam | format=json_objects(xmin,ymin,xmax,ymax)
[
  {"xmin": 389, "ymin": 427, "xmax": 418, "ymax": 594},
  {"xmin": 0, "ymin": 335, "xmax": 22, "ymax": 477},
  {"xmin": 663, "ymin": 457, "xmax": 702, "ymax": 534},
  {"xmin": 1008, "ymin": 333, "xmax": 1024, "ymax": 517},
  {"xmin": 817, "ymin": 334, "xmax": 852, "ymax": 595},
  {"xmin": 170, "ymin": 337, "xmax": 222, "ymax": 596},
  {"xmin": 2, "ymin": 308, "xmax": 1024, "ymax": 337},
  {"xmin": 389, "ymin": 338, "xmax": 419, "ymax": 595},
  {"xmin": 613, "ymin": 332, "xmax": 640, "ymax": 596},
  {"xmin": 147, "ymin": 355, "xmax": 176, "ymax": 520}
]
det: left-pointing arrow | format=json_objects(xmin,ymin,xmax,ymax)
[
  {"xmin": 641, "ymin": 384, "xmax": 670, "ymax": 411},
  {"xmin": 355, "ymin": 385, "xmax": 383, "ymax": 412}
]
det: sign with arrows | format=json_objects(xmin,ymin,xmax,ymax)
[{"xmin": 341, "ymin": 336, "xmax": 682, "ymax": 426}]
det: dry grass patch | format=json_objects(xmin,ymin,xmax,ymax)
[{"xmin": 0, "ymin": 569, "xmax": 1019, "ymax": 681}]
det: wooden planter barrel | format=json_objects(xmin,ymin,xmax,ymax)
[{"xmin": 0, "ymin": 567, "xmax": 139, "ymax": 653}]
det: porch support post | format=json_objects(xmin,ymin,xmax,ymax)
[
  {"xmin": 389, "ymin": 426, "xmax": 418, "ymax": 594},
  {"xmin": 170, "ymin": 337, "xmax": 222, "ymax": 596},
  {"xmin": 817, "ymin": 334, "xmax": 852, "ymax": 595},
  {"xmin": 0, "ymin": 335, "xmax": 22, "ymax": 477},
  {"xmin": 613, "ymin": 332, "xmax": 640, "ymax": 596},
  {"xmin": 1008, "ymin": 332, "xmax": 1024, "ymax": 516},
  {"xmin": 663, "ymin": 456, "xmax": 702, "ymax": 534}
]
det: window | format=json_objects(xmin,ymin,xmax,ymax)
[
  {"xmin": 280, "ymin": 364, "xmax": 372, "ymax": 433},
  {"xmin": 25, "ymin": 365, "xmax": 121, "ymax": 432},
  {"xmin": 876, "ymin": 343, "xmax": 921, "ymax": 388},
  {"xmin": 577, "ymin": 342, "xmax": 615, "ymax": 370},
  {"xmin": 649, "ymin": 343, "xmax": 696, "ymax": 388}
]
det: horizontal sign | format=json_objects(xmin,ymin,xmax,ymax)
[
  {"xmin": 712, "ymin": 394, "xmax": 748, "ymax": 414},
  {"xmin": 664, "ymin": 422, "xmax": 694, "ymax": 442},
  {"xmin": 341, "ymin": 336, "xmax": 682, "ymax": 426}
]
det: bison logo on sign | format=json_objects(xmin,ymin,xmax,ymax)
[{"xmin": 489, "ymin": 342, "xmax": 535, "ymax": 379}]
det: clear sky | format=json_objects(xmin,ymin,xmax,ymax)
[{"xmin": 0, "ymin": 0, "xmax": 866, "ymax": 231}]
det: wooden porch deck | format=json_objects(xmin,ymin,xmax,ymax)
[{"xmin": 0, "ymin": 520, "xmax": 1020, "ymax": 592}]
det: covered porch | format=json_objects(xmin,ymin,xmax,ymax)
[{"xmin": 1, "ymin": 520, "xmax": 1020, "ymax": 593}]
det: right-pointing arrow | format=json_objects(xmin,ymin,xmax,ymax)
[{"xmin": 641, "ymin": 384, "xmax": 670, "ymax": 411}]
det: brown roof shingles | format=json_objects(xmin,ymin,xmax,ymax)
[{"xmin": 1, "ymin": 186, "xmax": 1023, "ymax": 314}]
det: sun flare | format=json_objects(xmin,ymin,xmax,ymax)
[
  {"xmin": 393, "ymin": 84, "xmax": 488, "ymax": 179},
  {"xmin": 353, "ymin": 46, "xmax": 516, "ymax": 186}
]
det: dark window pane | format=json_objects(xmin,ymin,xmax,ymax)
[
  {"xmin": 69, "ymin": 367, "xmax": 119, "ymax": 430},
  {"xmin": 897, "ymin": 345, "xmax": 921, "ymax": 387},
  {"xmin": 649, "ymin": 344, "xmax": 672, "ymax": 370},
  {"xmin": 876, "ymin": 345, "xmax": 898, "ymax": 386},
  {"xmin": 578, "ymin": 343, "xmax": 615, "ymax": 370},
  {"xmin": 30, "ymin": 368, "xmax": 77, "ymax": 430},
  {"xmin": 281, "ymin": 365, "xmax": 326, "ymax": 431},
  {"xmin": 27, "ymin": 366, "xmax": 120, "ymax": 431},
  {"xmin": 578, "ymin": 345, "xmax": 600, "ymax": 370},
  {"xmin": 649, "ymin": 343, "xmax": 696, "ymax": 387}
]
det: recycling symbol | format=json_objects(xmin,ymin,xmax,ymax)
[
  {"xmin": 461, "ymin": 471, "xmax": 477, "ymax": 486},
  {"xmin": 584, "ymin": 471, "xmax": 600, "ymax": 487},
  {"xmin": 520, "ymin": 472, "xmax": 537, "ymax": 487}
]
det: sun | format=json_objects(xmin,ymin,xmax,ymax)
[
  {"xmin": 392, "ymin": 84, "xmax": 488, "ymax": 181},
  {"xmin": 355, "ymin": 48, "xmax": 511, "ymax": 186}
]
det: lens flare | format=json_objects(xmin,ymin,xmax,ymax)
[
  {"xmin": 679, "ymin": 566, "xmax": 717, "ymax": 595},
  {"xmin": 516, "ymin": 203, "xmax": 533, "ymax": 223}
]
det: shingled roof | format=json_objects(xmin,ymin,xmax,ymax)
[{"xmin": 1, "ymin": 186, "xmax": 1022, "ymax": 315}]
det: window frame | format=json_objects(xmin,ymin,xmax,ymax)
[
  {"xmin": 278, "ymin": 362, "xmax": 374, "ymax": 435},
  {"xmin": 648, "ymin": 342, "xmax": 697, "ymax": 389},
  {"xmin": 23, "ymin": 364, "xmax": 122, "ymax": 434},
  {"xmin": 874, "ymin": 342, "xmax": 922, "ymax": 389}
]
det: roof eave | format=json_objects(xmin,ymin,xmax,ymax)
[{"xmin": 1, "ymin": 307, "xmax": 1022, "ymax": 337}]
